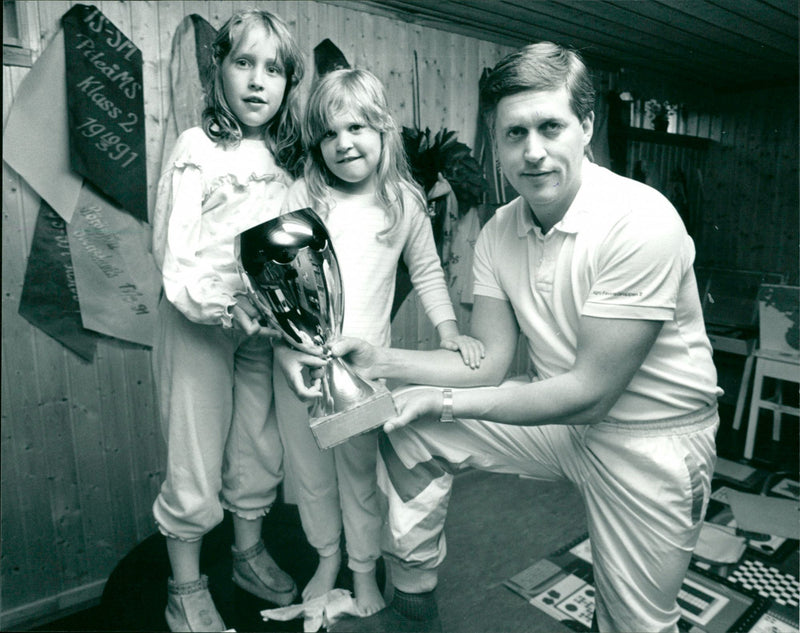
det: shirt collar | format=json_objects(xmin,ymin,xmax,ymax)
[{"xmin": 515, "ymin": 158, "xmax": 597, "ymax": 238}]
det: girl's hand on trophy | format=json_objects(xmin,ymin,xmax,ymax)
[
  {"xmin": 231, "ymin": 303, "xmax": 261, "ymax": 335},
  {"xmin": 232, "ymin": 297, "xmax": 280, "ymax": 337},
  {"xmin": 274, "ymin": 342, "xmax": 326, "ymax": 400}
]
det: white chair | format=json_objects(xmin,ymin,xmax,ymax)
[
  {"xmin": 696, "ymin": 268, "xmax": 783, "ymax": 433},
  {"xmin": 743, "ymin": 284, "xmax": 800, "ymax": 460}
]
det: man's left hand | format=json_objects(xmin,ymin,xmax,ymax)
[{"xmin": 384, "ymin": 386, "xmax": 443, "ymax": 433}]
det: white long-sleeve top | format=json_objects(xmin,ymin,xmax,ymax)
[
  {"xmin": 152, "ymin": 127, "xmax": 292, "ymax": 326},
  {"xmin": 284, "ymin": 180, "xmax": 456, "ymax": 346}
]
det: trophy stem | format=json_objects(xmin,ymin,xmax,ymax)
[{"xmin": 316, "ymin": 356, "xmax": 377, "ymax": 416}]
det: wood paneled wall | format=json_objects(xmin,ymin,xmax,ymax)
[
  {"xmin": 1, "ymin": 1, "xmax": 514, "ymax": 626},
  {"xmin": 698, "ymin": 85, "xmax": 799, "ymax": 281}
]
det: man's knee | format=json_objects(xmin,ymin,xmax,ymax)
[{"xmin": 378, "ymin": 431, "xmax": 453, "ymax": 504}]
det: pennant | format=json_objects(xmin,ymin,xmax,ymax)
[
  {"xmin": 66, "ymin": 184, "xmax": 160, "ymax": 347},
  {"xmin": 3, "ymin": 29, "xmax": 82, "ymax": 223},
  {"xmin": 314, "ymin": 38, "xmax": 350, "ymax": 77},
  {"xmin": 18, "ymin": 202, "xmax": 98, "ymax": 361},
  {"xmin": 62, "ymin": 4, "xmax": 147, "ymax": 222},
  {"xmin": 161, "ymin": 14, "xmax": 217, "ymax": 174}
]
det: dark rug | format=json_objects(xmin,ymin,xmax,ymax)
[
  {"xmin": 100, "ymin": 502, "xmax": 327, "ymax": 632},
  {"xmin": 32, "ymin": 472, "xmax": 585, "ymax": 633}
]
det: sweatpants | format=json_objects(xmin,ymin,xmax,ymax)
[
  {"xmin": 377, "ymin": 382, "xmax": 718, "ymax": 633},
  {"xmin": 274, "ymin": 362, "xmax": 383, "ymax": 573},
  {"xmin": 152, "ymin": 299, "xmax": 284, "ymax": 541}
]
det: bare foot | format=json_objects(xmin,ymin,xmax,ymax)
[
  {"xmin": 353, "ymin": 569, "xmax": 386, "ymax": 616},
  {"xmin": 302, "ymin": 550, "xmax": 341, "ymax": 603}
]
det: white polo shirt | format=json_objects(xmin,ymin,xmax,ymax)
[{"xmin": 473, "ymin": 160, "xmax": 721, "ymax": 421}]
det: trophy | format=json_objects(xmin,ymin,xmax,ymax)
[{"xmin": 239, "ymin": 208, "xmax": 396, "ymax": 449}]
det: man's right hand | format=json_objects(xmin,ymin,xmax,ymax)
[{"xmin": 328, "ymin": 337, "xmax": 378, "ymax": 380}]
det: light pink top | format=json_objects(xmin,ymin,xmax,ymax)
[
  {"xmin": 284, "ymin": 179, "xmax": 456, "ymax": 346},
  {"xmin": 152, "ymin": 127, "xmax": 292, "ymax": 326}
]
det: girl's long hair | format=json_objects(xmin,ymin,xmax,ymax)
[
  {"xmin": 302, "ymin": 69, "xmax": 426, "ymax": 242},
  {"xmin": 202, "ymin": 9, "xmax": 305, "ymax": 176}
]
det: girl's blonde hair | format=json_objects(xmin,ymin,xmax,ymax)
[
  {"xmin": 203, "ymin": 9, "xmax": 305, "ymax": 176},
  {"xmin": 302, "ymin": 68, "xmax": 426, "ymax": 242}
]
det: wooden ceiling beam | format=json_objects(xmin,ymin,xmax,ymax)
[
  {"xmin": 648, "ymin": 0, "xmax": 797, "ymax": 54},
  {"xmin": 319, "ymin": 0, "xmax": 798, "ymax": 90}
]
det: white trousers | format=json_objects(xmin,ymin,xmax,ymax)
[
  {"xmin": 378, "ymin": 381, "xmax": 718, "ymax": 633},
  {"xmin": 152, "ymin": 299, "xmax": 283, "ymax": 541},
  {"xmin": 274, "ymin": 363, "xmax": 383, "ymax": 573}
]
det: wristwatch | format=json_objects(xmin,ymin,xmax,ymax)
[{"xmin": 440, "ymin": 388, "xmax": 455, "ymax": 423}]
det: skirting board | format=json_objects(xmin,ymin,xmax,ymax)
[{"xmin": 0, "ymin": 577, "xmax": 106, "ymax": 631}]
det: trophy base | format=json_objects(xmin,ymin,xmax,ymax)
[{"xmin": 310, "ymin": 390, "xmax": 397, "ymax": 449}]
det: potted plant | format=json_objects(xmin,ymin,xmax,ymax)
[{"xmin": 645, "ymin": 99, "xmax": 675, "ymax": 132}]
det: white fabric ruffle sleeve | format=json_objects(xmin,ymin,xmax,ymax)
[{"xmin": 152, "ymin": 132, "xmax": 237, "ymax": 326}]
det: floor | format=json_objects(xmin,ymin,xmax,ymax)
[{"xmin": 26, "ymin": 400, "xmax": 799, "ymax": 633}]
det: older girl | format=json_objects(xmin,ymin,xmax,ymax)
[{"xmin": 151, "ymin": 9, "xmax": 303, "ymax": 630}]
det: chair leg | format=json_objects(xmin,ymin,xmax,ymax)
[
  {"xmin": 744, "ymin": 359, "xmax": 765, "ymax": 460},
  {"xmin": 733, "ymin": 354, "xmax": 755, "ymax": 431},
  {"xmin": 772, "ymin": 380, "xmax": 783, "ymax": 441}
]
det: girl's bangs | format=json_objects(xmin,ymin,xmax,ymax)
[
  {"xmin": 313, "ymin": 88, "xmax": 385, "ymax": 142},
  {"xmin": 227, "ymin": 15, "xmax": 295, "ymax": 73}
]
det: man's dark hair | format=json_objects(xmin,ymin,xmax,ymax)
[{"xmin": 479, "ymin": 42, "xmax": 595, "ymax": 132}]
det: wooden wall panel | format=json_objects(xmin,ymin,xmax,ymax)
[
  {"xmin": 0, "ymin": 1, "xmax": 514, "ymax": 626},
  {"xmin": 625, "ymin": 139, "xmax": 709, "ymax": 240},
  {"xmin": 698, "ymin": 86, "xmax": 799, "ymax": 281},
  {"xmin": 623, "ymin": 84, "xmax": 797, "ymax": 283}
]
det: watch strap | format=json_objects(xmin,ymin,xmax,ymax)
[{"xmin": 440, "ymin": 388, "xmax": 455, "ymax": 423}]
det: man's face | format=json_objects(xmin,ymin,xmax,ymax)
[{"xmin": 493, "ymin": 87, "xmax": 593, "ymax": 225}]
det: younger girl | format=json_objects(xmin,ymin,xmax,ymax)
[
  {"xmin": 274, "ymin": 68, "xmax": 484, "ymax": 616},
  {"xmin": 151, "ymin": 10, "xmax": 304, "ymax": 631}
]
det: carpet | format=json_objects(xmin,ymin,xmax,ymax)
[
  {"xmin": 30, "ymin": 465, "xmax": 798, "ymax": 633},
  {"xmin": 31, "ymin": 471, "xmax": 586, "ymax": 632},
  {"xmin": 501, "ymin": 471, "xmax": 800, "ymax": 633}
]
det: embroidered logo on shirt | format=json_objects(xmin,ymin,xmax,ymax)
[{"xmin": 592, "ymin": 290, "xmax": 642, "ymax": 297}]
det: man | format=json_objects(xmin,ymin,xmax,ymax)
[{"xmin": 279, "ymin": 42, "xmax": 721, "ymax": 633}]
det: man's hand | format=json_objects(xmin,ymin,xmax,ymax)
[
  {"xmin": 231, "ymin": 296, "xmax": 280, "ymax": 337},
  {"xmin": 328, "ymin": 337, "xmax": 379, "ymax": 380},
  {"xmin": 383, "ymin": 386, "xmax": 442, "ymax": 433},
  {"xmin": 273, "ymin": 342, "xmax": 327, "ymax": 401}
]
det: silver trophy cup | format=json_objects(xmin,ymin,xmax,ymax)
[{"xmin": 239, "ymin": 208, "xmax": 396, "ymax": 449}]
